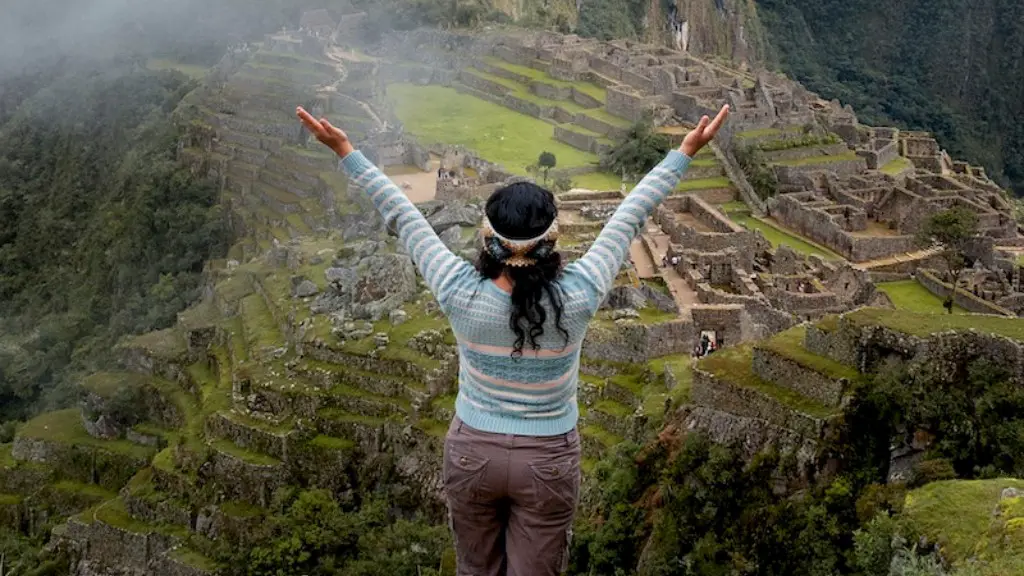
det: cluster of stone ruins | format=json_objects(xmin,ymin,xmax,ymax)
[{"xmin": 6, "ymin": 12, "xmax": 1024, "ymax": 575}]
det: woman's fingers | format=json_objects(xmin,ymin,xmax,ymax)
[
  {"xmin": 296, "ymin": 107, "xmax": 323, "ymax": 135},
  {"xmin": 706, "ymin": 104, "xmax": 730, "ymax": 137}
]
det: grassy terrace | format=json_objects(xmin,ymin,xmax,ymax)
[
  {"xmin": 880, "ymin": 156, "xmax": 914, "ymax": 175},
  {"xmin": 726, "ymin": 210, "xmax": 843, "ymax": 260},
  {"xmin": 772, "ymin": 151, "xmax": 861, "ymax": 167},
  {"xmin": 387, "ymin": 84, "xmax": 603, "ymax": 175},
  {"xmin": 734, "ymin": 126, "xmax": 804, "ymax": 141},
  {"xmin": 19, "ymin": 409, "xmax": 156, "ymax": 460},
  {"xmin": 146, "ymin": 58, "xmax": 209, "ymax": 79},
  {"xmin": 675, "ymin": 176, "xmax": 732, "ymax": 192},
  {"xmin": 81, "ymin": 372, "xmax": 152, "ymax": 398},
  {"xmin": 845, "ymin": 307, "xmax": 1024, "ymax": 341},
  {"xmin": 464, "ymin": 68, "xmax": 591, "ymax": 115},
  {"xmin": 757, "ymin": 326, "xmax": 860, "ymax": 381},
  {"xmin": 310, "ymin": 435, "xmax": 356, "ymax": 451},
  {"xmin": 0, "ymin": 444, "xmax": 14, "ymax": 468},
  {"xmin": 877, "ymin": 280, "xmax": 968, "ymax": 314},
  {"xmin": 698, "ymin": 344, "xmax": 835, "ymax": 419},
  {"xmin": 581, "ymin": 107, "xmax": 632, "ymax": 128},
  {"xmin": 210, "ymin": 439, "xmax": 281, "ymax": 466},
  {"xmin": 902, "ymin": 479, "xmax": 1024, "ymax": 567},
  {"xmin": 481, "ymin": 57, "xmax": 607, "ymax": 101}
]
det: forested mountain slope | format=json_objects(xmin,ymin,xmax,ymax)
[{"xmin": 757, "ymin": 0, "xmax": 1024, "ymax": 195}]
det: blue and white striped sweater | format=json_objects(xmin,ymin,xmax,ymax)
[{"xmin": 341, "ymin": 150, "xmax": 692, "ymax": 436}]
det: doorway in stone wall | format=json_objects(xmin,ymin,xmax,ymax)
[{"xmin": 699, "ymin": 330, "xmax": 719, "ymax": 356}]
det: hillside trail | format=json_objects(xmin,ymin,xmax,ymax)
[{"xmin": 639, "ymin": 224, "xmax": 698, "ymax": 320}]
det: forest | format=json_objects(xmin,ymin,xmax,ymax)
[{"xmin": 756, "ymin": 0, "xmax": 1024, "ymax": 196}]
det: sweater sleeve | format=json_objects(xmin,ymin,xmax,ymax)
[
  {"xmin": 340, "ymin": 151, "xmax": 474, "ymax": 311},
  {"xmin": 563, "ymin": 150, "xmax": 691, "ymax": 310}
]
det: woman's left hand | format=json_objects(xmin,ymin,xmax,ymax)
[
  {"xmin": 681, "ymin": 104, "xmax": 730, "ymax": 157},
  {"xmin": 296, "ymin": 106, "xmax": 355, "ymax": 158}
]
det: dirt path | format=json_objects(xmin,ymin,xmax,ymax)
[
  {"xmin": 639, "ymin": 227, "xmax": 698, "ymax": 319},
  {"xmin": 385, "ymin": 159, "xmax": 441, "ymax": 203}
]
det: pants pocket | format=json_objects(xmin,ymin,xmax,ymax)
[
  {"xmin": 443, "ymin": 442, "xmax": 489, "ymax": 502},
  {"xmin": 528, "ymin": 449, "xmax": 580, "ymax": 511}
]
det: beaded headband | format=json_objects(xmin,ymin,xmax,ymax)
[{"xmin": 481, "ymin": 215, "xmax": 560, "ymax": 267}]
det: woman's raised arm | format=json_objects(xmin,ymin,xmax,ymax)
[
  {"xmin": 296, "ymin": 107, "xmax": 473, "ymax": 308},
  {"xmin": 565, "ymin": 105, "xmax": 730, "ymax": 306}
]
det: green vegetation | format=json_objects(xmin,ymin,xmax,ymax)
[
  {"xmin": 51, "ymin": 480, "xmax": 116, "ymax": 500},
  {"xmin": 674, "ymin": 176, "xmax": 733, "ymax": 192},
  {"xmin": 581, "ymin": 424, "xmax": 623, "ymax": 448},
  {"xmin": 0, "ymin": 63, "xmax": 225, "ymax": 423},
  {"xmin": 881, "ymin": 156, "xmax": 914, "ymax": 175},
  {"xmin": 386, "ymin": 83, "xmax": 600, "ymax": 174},
  {"xmin": 759, "ymin": 0, "xmax": 1024, "ymax": 195},
  {"xmin": 699, "ymin": 344, "xmax": 836, "ymax": 419},
  {"xmin": 601, "ymin": 116, "xmax": 671, "ymax": 180},
  {"xmin": 170, "ymin": 547, "xmax": 222, "ymax": 572},
  {"xmin": 594, "ymin": 399, "xmax": 633, "ymax": 418},
  {"xmin": 878, "ymin": 280, "xmax": 968, "ymax": 314},
  {"xmin": 19, "ymin": 409, "xmax": 156, "ymax": 460},
  {"xmin": 210, "ymin": 439, "xmax": 281, "ymax": 466},
  {"xmin": 310, "ymin": 435, "xmax": 356, "ymax": 451},
  {"xmin": 482, "ymin": 57, "xmax": 607, "ymax": 101},
  {"xmin": 917, "ymin": 207, "xmax": 980, "ymax": 313},
  {"xmin": 572, "ymin": 171, "xmax": 624, "ymax": 191},
  {"xmin": 846, "ymin": 307, "xmax": 1024, "ymax": 341},
  {"xmin": 758, "ymin": 326, "xmax": 860, "ymax": 381},
  {"xmin": 582, "ymin": 107, "xmax": 632, "ymax": 128},
  {"xmin": 146, "ymin": 58, "xmax": 209, "ymax": 79},
  {"xmin": 727, "ymin": 211, "xmax": 843, "ymax": 260}
]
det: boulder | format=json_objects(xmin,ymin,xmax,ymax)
[
  {"xmin": 390, "ymin": 309, "xmax": 408, "ymax": 326},
  {"xmin": 293, "ymin": 279, "xmax": 319, "ymax": 298},
  {"xmin": 439, "ymin": 226, "xmax": 463, "ymax": 250},
  {"xmin": 427, "ymin": 203, "xmax": 480, "ymax": 234}
]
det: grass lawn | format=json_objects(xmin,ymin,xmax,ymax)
[
  {"xmin": 146, "ymin": 58, "xmax": 209, "ymax": 79},
  {"xmin": 902, "ymin": 479, "xmax": 1024, "ymax": 568},
  {"xmin": 877, "ymin": 280, "xmax": 968, "ymax": 314},
  {"xmin": 772, "ymin": 151, "xmax": 861, "ymax": 167},
  {"xmin": 464, "ymin": 69, "xmax": 591, "ymax": 115},
  {"xmin": 880, "ymin": 156, "xmax": 914, "ymax": 175},
  {"xmin": 846, "ymin": 308, "xmax": 1024, "ymax": 342},
  {"xmin": 387, "ymin": 84, "xmax": 601, "ymax": 175},
  {"xmin": 581, "ymin": 107, "xmax": 633, "ymax": 128},
  {"xmin": 728, "ymin": 211, "xmax": 842, "ymax": 260},
  {"xmin": 699, "ymin": 344, "xmax": 836, "ymax": 419},
  {"xmin": 572, "ymin": 171, "xmax": 625, "ymax": 191}
]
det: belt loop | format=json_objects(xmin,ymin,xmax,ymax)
[{"xmin": 456, "ymin": 419, "xmax": 464, "ymax": 435}]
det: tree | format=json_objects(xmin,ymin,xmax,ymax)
[
  {"xmin": 537, "ymin": 151, "xmax": 557, "ymax": 185},
  {"xmin": 916, "ymin": 207, "xmax": 978, "ymax": 314},
  {"xmin": 601, "ymin": 116, "xmax": 670, "ymax": 182}
]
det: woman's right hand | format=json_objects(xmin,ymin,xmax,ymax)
[
  {"xmin": 680, "ymin": 104, "xmax": 730, "ymax": 158},
  {"xmin": 296, "ymin": 106, "xmax": 355, "ymax": 158}
]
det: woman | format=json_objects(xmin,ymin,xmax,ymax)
[{"xmin": 297, "ymin": 104, "xmax": 729, "ymax": 576}]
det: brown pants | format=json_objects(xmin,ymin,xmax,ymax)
[{"xmin": 443, "ymin": 416, "xmax": 582, "ymax": 576}]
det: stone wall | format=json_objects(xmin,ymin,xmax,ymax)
[
  {"xmin": 752, "ymin": 347, "xmax": 847, "ymax": 406},
  {"xmin": 554, "ymin": 126, "xmax": 602, "ymax": 154},
  {"xmin": 774, "ymin": 157, "xmax": 868, "ymax": 184},
  {"xmin": 688, "ymin": 196, "xmax": 744, "ymax": 233},
  {"xmin": 915, "ymin": 270, "xmax": 1014, "ymax": 316},
  {"xmin": 573, "ymin": 112, "xmax": 628, "ymax": 139},
  {"xmin": 606, "ymin": 86, "xmax": 651, "ymax": 123},
  {"xmin": 581, "ymin": 319, "xmax": 693, "ymax": 363},
  {"xmin": 691, "ymin": 370, "xmax": 827, "ymax": 438}
]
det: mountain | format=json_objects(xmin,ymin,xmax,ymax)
[{"xmin": 756, "ymin": 0, "xmax": 1024, "ymax": 195}]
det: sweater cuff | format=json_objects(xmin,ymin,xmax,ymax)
[
  {"xmin": 663, "ymin": 150, "xmax": 692, "ymax": 175},
  {"xmin": 339, "ymin": 150, "xmax": 374, "ymax": 178}
]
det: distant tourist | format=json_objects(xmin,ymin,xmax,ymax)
[{"xmin": 296, "ymin": 103, "xmax": 730, "ymax": 576}]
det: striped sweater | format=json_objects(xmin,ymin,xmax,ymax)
[{"xmin": 341, "ymin": 150, "xmax": 692, "ymax": 436}]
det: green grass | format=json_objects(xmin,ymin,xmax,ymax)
[
  {"xmin": 0, "ymin": 494, "xmax": 22, "ymax": 505},
  {"xmin": 240, "ymin": 293, "xmax": 283, "ymax": 352},
  {"xmin": 415, "ymin": 418, "xmax": 448, "ymax": 438},
  {"xmin": 19, "ymin": 409, "xmax": 156, "ymax": 460},
  {"xmin": 464, "ymin": 69, "xmax": 592, "ymax": 115},
  {"xmin": 310, "ymin": 435, "xmax": 356, "ymax": 451},
  {"xmin": 93, "ymin": 497, "xmax": 188, "ymax": 537},
  {"xmin": 209, "ymin": 439, "xmax": 281, "ymax": 466},
  {"xmin": 636, "ymin": 307, "xmax": 679, "ymax": 324},
  {"xmin": 170, "ymin": 547, "xmax": 222, "ymax": 572},
  {"xmin": 317, "ymin": 408, "xmax": 394, "ymax": 427},
  {"xmin": 386, "ymin": 84, "xmax": 601, "ymax": 175},
  {"xmin": 0, "ymin": 444, "xmax": 14, "ymax": 468},
  {"xmin": 581, "ymin": 424, "xmax": 623, "ymax": 448},
  {"xmin": 220, "ymin": 500, "xmax": 263, "ymax": 518},
  {"xmin": 880, "ymin": 156, "xmax": 914, "ymax": 175},
  {"xmin": 757, "ymin": 326, "xmax": 860, "ymax": 381},
  {"xmin": 594, "ymin": 399, "xmax": 633, "ymax": 418},
  {"xmin": 816, "ymin": 315, "xmax": 840, "ymax": 333},
  {"xmin": 481, "ymin": 57, "xmax": 607, "ymax": 101},
  {"xmin": 124, "ymin": 328, "xmax": 187, "ymax": 360},
  {"xmin": 902, "ymin": 478, "xmax": 1024, "ymax": 565},
  {"xmin": 572, "ymin": 171, "xmax": 625, "ymax": 191},
  {"xmin": 845, "ymin": 307, "xmax": 1024, "ymax": 341},
  {"xmin": 581, "ymin": 107, "xmax": 632, "ymax": 128},
  {"xmin": 147, "ymin": 58, "xmax": 208, "ymax": 79},
  {"xmin": 52, "ymin": 480, "xmax": 116, "ymax": 500},
  {"xmin": 81, "ymin": 372, "xmax": 151, "ymax": 398},
  {"xmin": 675, "ymin": 176, "xmax": 733, "ymax": 192},
  {"xmin": 728, "ymin": 212, "xmax": 843, "ymax": 260},
  {"xmin": 431, "ymin": 394, "xmax": 457, "ymax": 412},
  {"xmin": 698, "ymin": 345, "xmax": 836, "ymax": 419},
  {"xmin": 772, "ymin": 151, "xmax": 861, "ymax": 167},
  {"xmin": 877, "ymin": 280, "xmax": 968, "ymax": 314}
]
